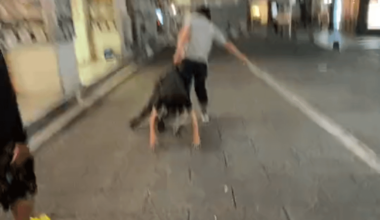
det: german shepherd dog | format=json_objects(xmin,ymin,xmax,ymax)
[{"xmin": 129, "ymin": 66, "xmax": 200, "ymax": 149}]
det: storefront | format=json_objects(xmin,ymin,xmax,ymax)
[
  {"xmin": 72, "ymin": 0, "xmax": 128, "ymax": 86},
  {"xmin": 0, "ymin": 0, "xmax": 81, "ymax": 126},
  {"xmin": 367, "ymin": 0, "xmax": 380, "ymax": 30},
  {"xmin": 345, "ymin": 0, "xmax": 380, "ymax": 34},
  {"xmin": 249, "ymin": 0, "xmax": 269, "ymax": 27},
  {"xmin": 0, "ymin": 0, "xmax": 133, "ymax": 126}
]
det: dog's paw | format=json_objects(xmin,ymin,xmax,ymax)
[
  {"xmin": 150, "ymin": 142, "xmax": 158, "ymax": 151},
  {"xmin": 150, "ymin": 137, "xmax": 159, "ymax": 150},
  {"xmin": 129, "ymin": 118, "xmax": 140, "ymax": 129},
  {"xmin": 192, "ymin": 141, "xmax": 201, "ymax": 149}
]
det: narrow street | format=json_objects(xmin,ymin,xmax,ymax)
[
  {"xmin": 239, "ymin": 37, "xmax": 380, "ymax": 155},
  {"xmin": 29, "ymin": 44, "xmax": 380, "ymax": 219}
]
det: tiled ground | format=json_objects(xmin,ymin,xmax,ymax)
[{"xmin": 12, "ymin": 46, "xmax": 380, "ymax": 219}]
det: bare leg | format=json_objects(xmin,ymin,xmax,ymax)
[
  {"xmin": 12, "ymin": 199, "xmax": 34, "ymax": 220},
  {"xmin": 191, "ymin": 110, "xmax": 200, "ymax": 148},
  {"xmin": 149, "ymin": 108, "xmax": 158, "ymax": 149}
]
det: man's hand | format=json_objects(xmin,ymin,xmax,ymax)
[
  {"xmin": 240, "ymin": 55, "xmax": 249, "ymax": 65},
  {"xmin": 174, "ymin": 25, "xmax": 190, "ymax": 65},
  {"xmin": 11, "ymin": 144, "xmax": 31, "ymax": 166},
  {"xmin": 224, "ymin": 42, "xmax": 249, "ymax": 65},
  {"xmin": 173, "ymin": 49, "xmax": 184, "ymax": 65}
]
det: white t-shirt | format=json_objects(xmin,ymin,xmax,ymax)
[{"xmin": 182, "ymin": 13, "xmax": 227, "ymax": 63}]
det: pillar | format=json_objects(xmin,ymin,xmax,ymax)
[
  {"xmin": 356, "ymin": 0, "xmax": 370, "ymax": 34},
  {"xmin": 40, "ymin": 0, "xmax": 82, "ymax": 96},
  {"xmin": 131, "ymin": 0, "xmax": 158, "ymax": 55},
  {"xmin": 71, "ymin": 0, "xmax": 97, "ymax": 64},
  {"xmin": 113, "ymin": 0, "xmax": 134, "ymax": 58}
]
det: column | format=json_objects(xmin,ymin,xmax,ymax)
[
  {"xmin": 329, "ymin": 0, "xmax": 343, "ymax": 50},
  {"xmin": 71, "ymin": 0, "xmax": 97, "ymax": 64},
  {"xmin": 114, "ymin": 0, "xmax": 134, "ymax": 58},
  {"xmin": 132, "ymin": 0, "xmax": 158, "ymax": 56},
  {"xmin": 289, "ymin": 0, "xmax": 293, "ymax": 38},
  {"xmin": 41, "ymin": 0, "xmax": 82, "ymax": 97}
]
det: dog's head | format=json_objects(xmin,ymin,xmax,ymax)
[{"xmin": 156, "ymin": 98, "xmax": 191, "ymax": 119}]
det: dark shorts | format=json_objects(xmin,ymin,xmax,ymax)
[{"xmin": 0, "ymin": 143, "xmax": 37, "ymax": 211}]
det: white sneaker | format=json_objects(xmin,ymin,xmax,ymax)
[{"xmin": 201, "ymin": 113, "xmax": 210, "ymax": 123}]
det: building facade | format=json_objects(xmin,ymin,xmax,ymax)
[{"xmin": 0, "ymin": 0, "xmax": 171, "ymax": 126}]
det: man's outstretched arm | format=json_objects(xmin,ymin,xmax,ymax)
[
  {"xmin": 224, "ymin": 42, "xmax": 248, "ymax": 63},
  {"xmin": 174, "ymin": 15, "xmax": 191, "ymax": 64},
  {"xmin": 212, "ymin": 25, "xmax": 248, "ymax": 64},
  {"xmin": 177, "ymin": 25, "xmax": 190, "ymax": 52}
]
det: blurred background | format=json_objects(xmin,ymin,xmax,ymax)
[{"xmin": 0, "ymin": 0, "xmax": 379, "ymax": 130}]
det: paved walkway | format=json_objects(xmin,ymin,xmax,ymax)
[
  {"xmin": 21, "ymin": 48, "xmax": 380, "ymax": 219},
  {"xmin": 238, "ymin": 37, "xmax": 380, "ymax": 156},
  {"xmin": 313, "ymin": 30, "xmax": 380, "ymax": 51}
]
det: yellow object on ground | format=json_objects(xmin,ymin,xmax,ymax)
[{"xmin": 31, "ymin": 214, "xmax": 51, "ymax": 220}]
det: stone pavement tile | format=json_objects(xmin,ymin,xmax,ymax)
[
  {"xmin": 284, "ymin": 204, "xmax": 380, "ymax": 220},
  {"xmin": 187, "ymin": 189, "xmax": 234, "ymax": 220},
  {"xmin": 220, "ymin": 138, "xmax": 266, "ymax": 181},
  {"xmin": 287, "ymin": 115, "xmax": 374, "ymax": 175},
  {"xmin": 199, "ymin": 122, "xmax": 222, "ymax": 150},
  {"xmin": 315, "ymin": 173, "xmax": 380, "ymax": 206},
  {"xmin": 350, "ymin": 174, "xmax": 380, "ymax": 204},
  {"xmin": 189, "ymin": 150, "xmax": 227, "ymax": 191},
  {"xmin": 187, "ymin": 151, "xmax": 234, "ymax": 220},
  {"xmin": 35, "ymin": 137, "xmax": 159, "ymax": 216},
  {"xmin": 216, "ymin": 202, "xmax": 288, "ymax": 220},
  {"xmin": 245, "ymin": 206, "xmax": 289, "ymax": 220},
  {"xmin": 147, "ymin": 149, "xmax": 193, "ymax": 210},
  {"xmin": 253, "ymin": 138, "xmax": 300, "ymax": 173},
  {"xmin": 265, "ymin": 171, "xmax": 318, "ymax": 205},
  {"xmin": 45, "ymin": 209, "xmax": 188, "ymax": 220},
  {"xmin": 215, "ymin": 116, "xmax": 248, "ymax": 140},
  {"xmin": 190, "ymin": 206, "xmax": 289, "ymax": 220}
]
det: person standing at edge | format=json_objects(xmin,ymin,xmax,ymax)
[
  {"xmin": 173, "ymin": 5, "xmax": 249, "ymax": 122},
  {"xmin": 0, "ymin": 50, "xmax": 37, "ymax": 220}
]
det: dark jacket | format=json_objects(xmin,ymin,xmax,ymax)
[{"xmin": 0, "ymin": 50, "xmax": 27, "ymax": 149}]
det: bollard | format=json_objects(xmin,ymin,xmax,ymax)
[{"xmin": 333, "ymin": 41, "xmax": 340, "ymax": 51}]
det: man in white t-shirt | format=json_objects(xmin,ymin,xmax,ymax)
[{"xmin": 173, "ymin": 5, "xmax": 248, "ymax": 122}]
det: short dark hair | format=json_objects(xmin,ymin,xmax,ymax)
[{"xmin": 195, "ymin": 5, "xmax": 211, "ymax": 20}]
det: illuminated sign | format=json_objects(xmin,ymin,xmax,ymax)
[{"xmin": 368, "ymin": 0, "xmax": 380, "ymax": 29}]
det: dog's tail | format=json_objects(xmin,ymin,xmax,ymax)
[
  {"xmin": 129, "ymin": 102, "xmax": 153, "ymax": 129},
  {"xmin": 129, "ymin": 81, "xmax": 161, "ymax": 129}
]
